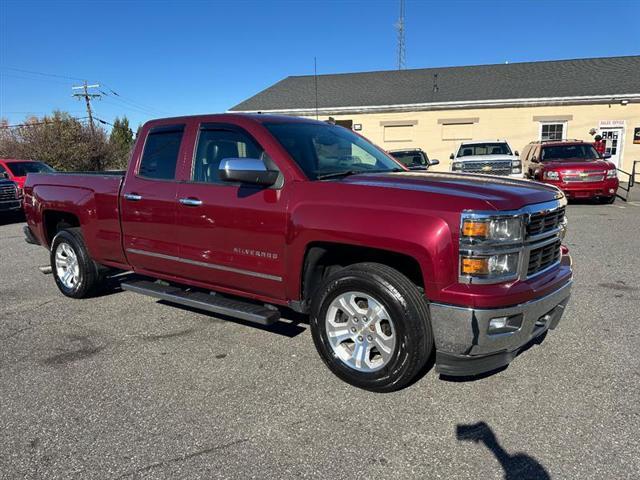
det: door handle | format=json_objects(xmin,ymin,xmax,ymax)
[
  {"xmin": 179, "ymin": 197, "xmax": 203, "ymax": 207},
  {"xmin": 124, "ymin": 193, "xmax": 142, "ymax": 201}
]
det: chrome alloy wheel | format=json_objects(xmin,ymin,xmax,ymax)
[
  {"xmin": 325, "ymin": 291, "xmax": 396, "ymax": 372},
  {"xmin": 55, "ymin": 242, "xmax": 80, "ymax": 289}
]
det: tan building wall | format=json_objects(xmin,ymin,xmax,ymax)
[{"xmin": 309, "ymin": 103, "xmax": 640, "ymax": 173}]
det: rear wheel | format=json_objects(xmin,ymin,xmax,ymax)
[
  {"xmin": 310, "ymin": 262, "xmax": 433, "ymax": 392},
  {"xmin": 50, "ymin": 228, "xmax": 104, "ymax": 298}
]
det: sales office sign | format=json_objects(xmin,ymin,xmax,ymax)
[{"xmin": 599, "ymin": 120, "xmax": 626, "ymax": 128}]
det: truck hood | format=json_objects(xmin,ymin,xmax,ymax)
[
  {"xmin": 340, "ymin": 171, "xmax": 562, "ymax": 211},
  {"xmin": 455, "ymin": 154, "xmax": 518, "ymax": 162},
  {"xmin": 541, "ymin": 159, "xmax": 613, "ymax": 171}
]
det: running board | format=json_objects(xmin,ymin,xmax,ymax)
[{"xmin": 121, "ymin": 280, "xmax": 280, "ymax": 325}]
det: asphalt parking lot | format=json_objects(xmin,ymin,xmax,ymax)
[{"xmin": 1, "ymin": 200, "xmax": 639, "ymax": 479}]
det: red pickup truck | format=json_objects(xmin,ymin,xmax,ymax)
[{"xmin": 23, "ymin": 114, "xmax": 573, "ymax": 391}]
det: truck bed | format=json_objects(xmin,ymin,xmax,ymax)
[{"xmin": 24, "ymin": 172, "xmax": 127, "ymax": 267}]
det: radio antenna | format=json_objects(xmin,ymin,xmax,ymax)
[{"xmin": 314, "ymin": 56, "xmax": 319, "ymax": 120}]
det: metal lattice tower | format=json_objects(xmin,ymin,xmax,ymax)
[{"xmin": 395, "ymin": 0, "xmax": 406, "ymax": 70}]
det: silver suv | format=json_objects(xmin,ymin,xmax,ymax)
[{"xmin": 450, "ymin": 140, "xmax": 523, "ymax": 178}]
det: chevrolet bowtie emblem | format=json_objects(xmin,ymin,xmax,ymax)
[{"xmin": 482, "ymin": 165, "xmax": 492, "ymax": 172}]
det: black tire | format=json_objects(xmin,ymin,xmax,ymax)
[
  {"xmin": 600, "ymin": 195, "xmax": 616, "ymax": 204},
  {"xmin": 310, "ymin": 262, "xmax": 433, "ymax": 392},
  {"xmin": 50, "ymin": 228, "xmax": 103, "ymax": 298}
]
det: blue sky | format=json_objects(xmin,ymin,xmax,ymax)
[{"xmin": 1, "ymin": 0, "xmax": 639, "ymax": 129}]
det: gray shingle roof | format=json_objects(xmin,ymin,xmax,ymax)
[{"xmin": 230, "ymin": 56, "xmax": 640, "ymax": 112}]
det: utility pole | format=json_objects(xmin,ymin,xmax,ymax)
[
  {"xmin": 72, "ymin": 82, "xmax": 101, "ymax": 135},
  {"xmin": 72, "ymin": 81, "xmax": 102, "ymax": 170},
  {"xmin": 395, "ymin": 0, "xmax": 406, "ymax": 70}
]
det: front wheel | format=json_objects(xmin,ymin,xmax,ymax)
[
  {"xmin": 600, "ymin": 195, "xmax": 616, "ymax": 204},
  {"xmin": 50, "ymin": 228, "xmax": 103, "ymax": 298},
  {"xmin": 310, "ymin": 263, "xmax": 433, "ymax": 392}
]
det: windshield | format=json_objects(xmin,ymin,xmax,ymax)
[
  {"xmin": 541, "ymin": 144, "xmax": 599, "ymax": 161},
  {"xmin": 390, "ymin": 151, "xmax": 428, "ymax": 167},
  {"xmin": 263, "ymin": 122, "xmax": 402, "ymax": 180},
  {"xmin": 457, "ymin": 143, "xmax": 512, "ymax": 157},
  {"xmin": 6, "ymin": 161, "xmax": 54, "ymax": 176}
]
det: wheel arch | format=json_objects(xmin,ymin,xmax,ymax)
[
  {"xmin": 297, "ymin": 241, "xmax": 429, "ymax": 312},
  {"xmin": 43, "ymin": 210, "xmax": 81, "ymax": 246}
]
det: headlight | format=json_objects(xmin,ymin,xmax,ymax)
[
  {"xmin": 544, "ymin": 171, "xmax": 560, "ymax": 180},
  {"xmin": 511, "ymin": 160, "xmax": 522, "ymax": 174},
  {"xmin": 452, "ymin": 162, "xmax": 462, "ymax": 171},
  {"xmin": 460, "ymin": 253, "xmax": 519, "ymax": 280},
  {"xmin": 606, "ymin": 169, "xmax": 617, "ymax": 179},
  {"xmin": 461, "ymin": 216, "xmax": 523, "ymax": 242}
]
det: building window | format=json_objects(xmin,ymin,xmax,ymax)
[
  {"xmin": 442, "ymin": 123, "xmax": 473, "ymax": 141},
  {"xmin": 540, "ymin": 122, "xmax": 566, "ymax": 141},
  {"xmin": 384, "ymin": 124, "xmax": 414, "ymax": 142}
]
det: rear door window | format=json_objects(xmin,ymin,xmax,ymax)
[{"xmin": 138, "ymin": 125, "xmax": 185, "ymax": 180}]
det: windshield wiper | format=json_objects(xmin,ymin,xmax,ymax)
[{"xmin": 316, "ymin": 168, "xmax": 402, "ymax": 180}]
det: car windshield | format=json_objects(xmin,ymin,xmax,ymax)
[
  {"xmin": 458, "ymin": 143, "xmax": 512, "ymax": 156},
  {"xmin": 390, "ymin": 151, "xmax": 428, "ymax": 167},
  {"xmin": 263, "ymin": 122, "xmax": 402, "ymax": 180},
  {"xmin": 6, "ymin": 161, "xmax": 54, "ymax": 176},
  {"xmin": 541, "ymin": 144, "xmax": 599, "ymax": 161}
]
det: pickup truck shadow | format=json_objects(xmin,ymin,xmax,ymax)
[
  {"xmin": 440, "ymin": 331, "xmax": 548, "ymax": 383},
  {"xmin": 0, "ymin": 211, "xmax": 25, "ymax": 226},
  {"xmin": 156, "ymin": 301, "xmax": 307, "ymax": 338},
  {"xmin": 456, "ymin": 421, "xmax": 550, "ymax": 480},
  {"xmin": 103, "ymin": 272, "xmax": 307, "ymax": 338}
]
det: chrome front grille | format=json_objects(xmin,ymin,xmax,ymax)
[
  {"xmin": 527, "ymin": 207, "xmax": 566, "ymax": 237},
  {"xmin": 528, "ymin": 240, "xmax": 562, "ymax": 276},
  {"xmin": 562, "ymin": 170, "xmax": 605, "ymax": 183},
  {"xmin": 461, "ymin": 160, "xmax": 512, "ymax": 176},
  {"xmin": 0, "ymin": 184, "xmax": 18, "ymax": 201},
  {"xmin": 525, "ymin": 204, "xmax": 565, "ymax": 277}
]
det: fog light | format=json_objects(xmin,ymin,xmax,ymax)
[
  {"xmin": 488, "ymin": 314, "xmax": 523, "ymax": 335},
  {"xmin": 609, "ymin": 188, "xmax": 615, "ymax": 194}
]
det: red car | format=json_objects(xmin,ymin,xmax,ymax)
[
  {"xmin": 23, "ymin": 114, "xmax": 573, "ymax": 391},
  {"xmin": 521, "ymin": 140, "xmax": 619, "ymax": 203},
  {"xmin": 0, "ymin": 159, "xmax": 54, "ymax": 196}
]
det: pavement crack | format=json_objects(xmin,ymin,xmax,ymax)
[{"xmin": 117, "ymin": 438, "xmax": 250, "ymax": 478}]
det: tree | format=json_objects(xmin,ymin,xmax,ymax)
[
  {"xmin": 109, "ymin": 116, "xmax": 134, "ymax": 169},
  {"xmin": 0, "ymin": 111, "xmax": 112, "ymax": 171}
]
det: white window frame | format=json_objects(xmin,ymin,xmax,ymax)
[{"xmin": 539, "ymin": 121, "xmax": 567, "ymax": 141}]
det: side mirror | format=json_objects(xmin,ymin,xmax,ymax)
[
  {"xmin": 449, "ymin": 153, "xmax": 455, "ymax": 160},
  {"xmin": 429, "ymin": 159, "xmax": 440, "ymax": 166},
  {"xmin": 514, "ymin": 150, "xmax": 519, "ymax": 156},
  {"xmin": 603, "ymin": 153, "xmax": 612, "ymax": 160},
  {"xmin": 219, "ymin": 158, "xmax": 279, "ymax": 186},
  {"xmin": 0, "ymin": 172, "xmax": 8, "ymax": 179}
]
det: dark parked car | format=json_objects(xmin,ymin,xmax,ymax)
[{"xmin": 389, "ymin": 148, "xmax": 439, "ymax": 170}]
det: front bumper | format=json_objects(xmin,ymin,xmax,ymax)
[
  {"xmin": 0, "ymin": 199, "xmax": 21, "ymax": 212},
  {"xmin": 544, "ymin": 178, "xmax": 619, "ymax": 199},
  {"xmin": 430, "ymin": 280, "xmax": 572, "ymax": 376}
]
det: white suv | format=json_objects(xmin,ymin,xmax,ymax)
[{"xmin": 449, "ymin": 140, "xmax": 523, "ymax": 178}]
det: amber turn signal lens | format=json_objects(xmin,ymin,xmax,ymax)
[
  {"xmin": 461, "ymin": 257, "xmax": 489, "ymax": 275},
  {"xmin": 462, "ymin": 220, "xmax": 489, "ymax": 238}
]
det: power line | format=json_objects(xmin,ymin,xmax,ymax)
[
  {"xmin": 0, "ymin": 66, "xmax": 88, "ymax": 82},
  {"xmin": 0, "ymin": 117, "xmax": 89, "ymax": 129},
  {"xmin": 99, "ymin": 82, "xmax": 171, "ymax": 115}
]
